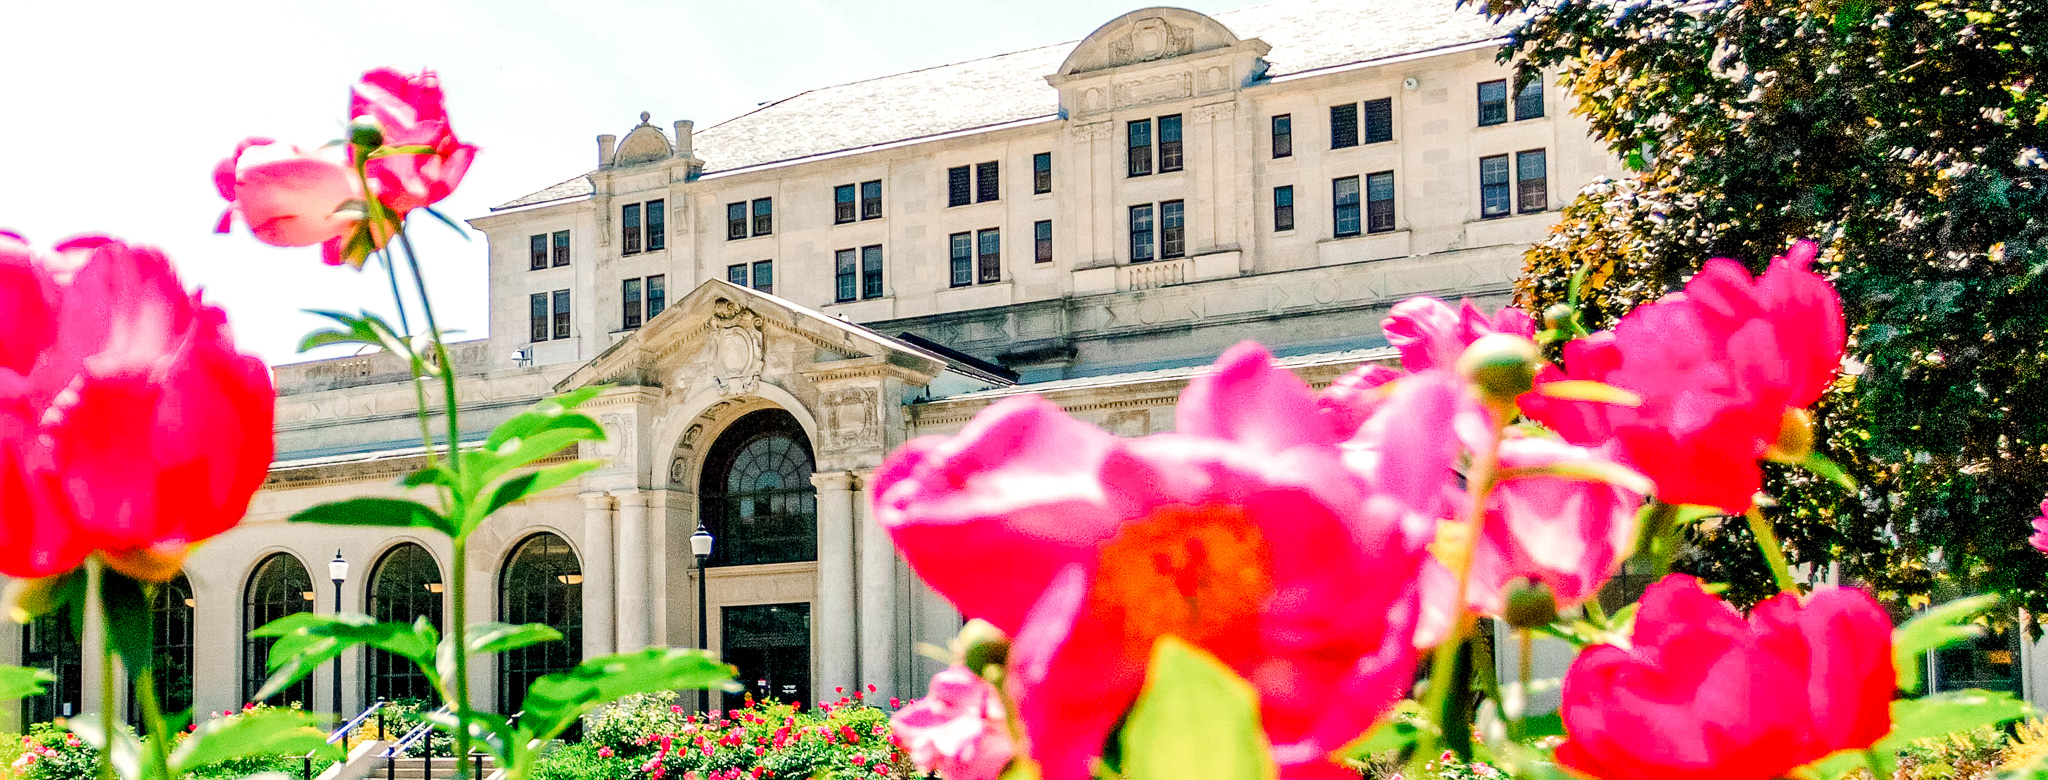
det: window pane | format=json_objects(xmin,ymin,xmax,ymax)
[
  {"xmin": 1158, "ymin": 115, "xmax": 1183, "ymax": 173},
  {"xmin": 1033, "ymin": 152, "xmax": 1052, "ymax": 194},
  {"xmin": 623, "ymin": 278, "xmax": 643, "ymax": 329},
  {"xmin": 530, "ymin": 293, "xmax": 548, "ymax": 342},
  {"xmin": 977, "ymin": 229, "xmax": 1000, "ymax": 283},
  {"xmin": 861, "ymin": 245, "xmax": 884, "ymax": 299},
  {"xmin": 727, "ymin": 202, "xmax": 747, "ymax": 240},
  {"xmin": 1330, "ymin": 103, "xmax": 1359, "ymax": 149},
  {"xmin": 752, "ymin": 260, "xmax": 774, "ymax": 294},
  {"xmin": 1161, "ymin": 200, "xmax": 1185, "ymax": 258},
  {"xmin": 621, "ymin": 203, "xmax": 641, "ymax": 255},
  {"xmin": 1517, "ymin": 149, "xmax": 1548, "ymax": 213},
  {"xmin": 834, "ymin": 184, "xmax": 856, "ymax": 224},
  {"xmin": 1480, "ymin": 154, "xmax": 1512, "ymax": 217},
  {"xmin": 1034, "ymin": 220, "xmax": 1052, "ymax": 263},
  {"xmin": 975, "ymin": 161, "xmax": 1000, "ymax": 202},
  {"xmin": 1333, "ymin": 176, "xmax": 1362, "ymax": 237},
  {"xmin": 529, "ymin": 235, "xmax": 547, "ymax": 270},
  {"xmin": 1514, "ymin": 76, "xmax": 1544, "ymax": 121},
  {"xmin": 1128, "ymin": 119, "xmax": 1153, "ymax": 177},
  {"xmin": 646, "ymin": 200, "xmax": 665, "ymax": 251},
  {"xmin": 728, "ymin": 263, "xmax": 748, "ymax": 286},
  {"xmin": 1274, "ymin": 185, "xmax": 1294, "ymax": 232},
  {"xmin": 647, "ymin": 275, "xmax": 665, "ymax": 319},
  {"xmin": 752, "ymin": 198, "xmax": 773, "ymax": 236},
  {"xmin": 1130, "ymin": 204, "xmax": 1155, "ymax": 263},
  {"xmin": 949, "ymin": 232, "xmax": 972, "ymax": 287},
  {"xmin": 1272, "ymin": 114, "xmax": 1292, "ymax": 158},
  {"xmin": 1478, "ymin": 80, "xmax": 1509, "ymax": 126},
  {"xmin": 1363, "ymin": 98, "xmax": 1393, "ymax": 144},
  {"xmin": 835, "ymin": 249, "xmax": 857, "ymax": 303},
  {"xmin": 1366, "ymin": 171, "xmax": 1396, "ymax": 233},
  {"xmin": 948, "ymin": 166, "xmax": 971, "ymax": 207},
  {"xmin": 552, "ymin": 289, "xmax": 571, "ymax": 340},
  {"xmin": 553, "ymin": 230, "xmax": 571, "ymax": 266},
  {"xmin": 860, "ymin": 180, "xmax": 882, "ymax": 220}
]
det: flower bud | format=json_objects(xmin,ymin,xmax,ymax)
[
  {"xmin": 3, "ymin": 575, "xmax": 69, "ymax": 624},
  {"xmin": 347, "ymin": 116, "xmax": 385, "ymax": 149},
  {"xmin": 1457, "ymin": 333, "xmax": 1542, "ymax": 401},
  {"xmin": 1502, "ymin": 580, "xmax": 1559, "ymax": 629},
  {"xmin": 1763, "ymin": 408, "xmax": 1815, "ymax": 464},
  {"xmin": 1542, "ymin": 303, "xmax": 1576, "ymax": 331},
  {"xmin": 953, "ymin": 618, "xmax": 1011, "ymax": 674}
]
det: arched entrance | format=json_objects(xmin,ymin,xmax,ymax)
[
  {"xmin": 131, "ymin": 573, "xmax": 194, "ymax": 722},
  {"xmin": 498, "ymin": 533, "xmax": 582, "ymax": 712},
  {"xmin": 245, "ymin": 553, "xmax": 315, "ymax": 706},
  {"xmin": 366, "ymin": 544, "xmax": 444, "ymax": 702},
  {"xmin": 699, "ymin": 409, "xmax": 818, "ymax": 567},
  {"xmin": 20, "ymin": 605, "xmax": 81, "ymax": 725}
]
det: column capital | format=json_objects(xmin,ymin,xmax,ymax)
[
  {"xmin": 810, "ymin": 471, "xmax": 856, "ymax": 492},
  {"xmin": 580, "ymin": 492, "xmax": 615, "ymax": 510},
  {"xmin": 610, "ymin": 488, "xmax": 649, "ymax": 508}
]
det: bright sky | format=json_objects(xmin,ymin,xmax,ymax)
[{"xmin": 0, "ymin": 0, "xmax": 1239, "ymax": 366}]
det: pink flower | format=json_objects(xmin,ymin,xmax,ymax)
[
  {"xmin": 876, "ymin": 343, "xmax": 1435, "ymax": 780},
  {"xmin": 597, "ymin": 747, "xmax": 613, "ymax": 758},
  {"xmin": 213, "ymin": 139, "xmax": 380, "ymax": 267},
  {"xmin": 2030, "ymin": 497, "xmax": 2048, "ymax": 554},
  {"xmin": 1523, "ymin": 241, "xmax": 1845, "ymax": 512},
  {"xmin": 1468, "ymin": 437, "xmax": 1646, "ymax": 612},
  {"xmin": 1554, "ymin": 574, "xmax": 1892, "ymax": 780},
  {"xmin": 349, "ymin": 68, "xmax": 475, "ymax": 216},
  {"xmin": 0, "ymin": 235, "xmax": 274, "ymax": 579},
  {"xmin": 1381, "ymin": 297, "xmax": 1536, "ymax": 374},
  {"xmin": 891, "ymin": 666, "xmax": 1015, "ymax": 780}
]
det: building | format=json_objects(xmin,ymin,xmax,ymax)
[{"xmin": 29, "ymin": 0, "xmax": 1995, "ymax": 731}]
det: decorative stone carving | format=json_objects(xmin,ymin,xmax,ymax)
[
  {"xmin": 680, "ymin": 422, "xmax": 705, "ymax": 450},
  {"xmin": 1068, "ymin": 122, "xmax": 1114, "ymax": 142},
  {"xmin": 1106, "ymin": 17, "xmax": 1194, "ymax": 67},
  {"xmin": 1114, "ymin": 72, "xmax": 1193, "ymax": 109},
  {"xmin": 1200, "ymin": 65, "xmax": 1231, "ymax": 93},
  {"xmin": 668, "ymin": 456, "xmax": 687, "ymax": 486},
  {"xmin": 1080, "ymin": 87, "xmax": 1107, "ymax": 114},
  {"xmin": 1104, "ymin": 409, "xmax": 1152, "ymax": 437},
  {"xmin": 1192, "ymin": 101, "xmax": 1236, "ymax": 122},
  {"xmin": 705, "ymin": 298, "xmax": 764, "ymax": 396},
  {"xmin": 596, "ymin": 413, "xmax": 633, "ymax": 460},
  {"xmin": 821, "ymin": 387, "xmax": 882, "ymax": 451}
]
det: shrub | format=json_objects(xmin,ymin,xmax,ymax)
[{"xmin": 542, "ymin": 691, "xmax": 911, "ymax": 780}]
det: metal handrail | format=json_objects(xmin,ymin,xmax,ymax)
[
  {"xmin": 302, "ymin": 700, "xmax": 391, "ymax": 780},
  {"xmin": 383, "ymin": 704, "xmax": 452, "ymax": 758}
]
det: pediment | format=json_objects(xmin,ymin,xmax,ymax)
[{"xmin": 1054, "ymin": 8, "xmax": 1260, "ymax": 78}]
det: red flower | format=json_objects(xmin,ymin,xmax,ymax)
[
  {"xmin": 1554, "ymin": 574, "xmax": 1892, "ymax": 780},
  {"xmin": 2030, "ymin": 497, "xmax": 2048, "ymax": 554},
  {"xmin": 0, "ymin": 235, "xmax": 273, "ymax": 579},
  {"xmin": 1523, "ymin": 241, "xmax": 1845, "ymax": 512},
  {"xmin": 349, "ymin": 68, "xmax": 475, "ymax": 216}
]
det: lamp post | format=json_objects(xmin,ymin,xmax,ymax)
[
  {"xmin": 690, "ymin": 525, "xmax": 714, "ymax": 714},
  {"xmin": 328, "ymin": 550, "xmax": 348, "ymax": 724}
]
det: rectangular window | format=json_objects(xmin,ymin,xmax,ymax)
[
  {"xmin": 949, "ymin": 232, "xmax": 972, "ymax": 288},
  {"xmin": 860, "ymin": 180, "xmax": 882, "ymax": 220},
  {"xmin": 646, "ymin": 275, "xmax": 665, "ymax": 320},
  {"xmin": 1514, "ymin": 76, "xmax": 1544, "ymax": 121},
  {"xmin": 1480, "ymin": 153, "xmax": 1512, "ymax": 218},
  {"xmin": 529, "ymin": 235, "xmax": 547, "ymax": 271},
  {"xmin": 1033, "ymin": 152, "xmax": 1052, "ymax": 194},
  {"xmin": 551, "ymin": 289, "xmax": 571, "ymax": 340},
  {"xmin": 1158, "ymin": 114, "xmax": 1183, "ymax": 173},
  {"xmin": 975, "ymin": 161, "xmax": 1000, "ymax": 203},
  {"xmin": 1366, "ymin": 171, "xmax": 1396, "ymax": 233},
  {"xmin": 751, "ymin": 260, "xmax": 774, "ymax": 294},
  {"xmin": 622, "ymin": 277, "xmax": 643, "ymax": 329},
  {"xmin": 861, "ymin": 244, "xmax": 884, "ymax": 299},
  {"xmin": 1128, "ymin": 119, "xmax": 1153, "ymax": 177},
  {"xmin": 553, "ymin": 230, "xmax": 570, "ymax": 266},
  {"xmin": 1478, "ymin": 79, "xmax": 1509, "ymax": 126},
  {"xmin": 947, "ymin": 166, "xmax": 971, "ymax": 207},
  {"xmin": 726, "ymin": 202, "xmax": 747, "ymax": 240},
  {"xmin": 1034, "ymin": 220, "xmax": 1052, "ymax": 263},
  {"xmin": 1160, "ymin": 200, "xmax": 1185, "ymax": 259},
  {"xmin": 1272, "ymin": 114, "xmax": 1292, "ymax": 158},
  {"xmin": 976, "ymin": 228, "xmax": 1001, "ymax": 284},
  {"xmin": 1517, "ymin": 149, "xmax": 1548, "ymax": 213},
  {"xmin": 834, "ymin": 184, "xmax": 856, "ymax": 224},
  {"xmin": 751, "ymin": 198, "xmax": 773, "ymax": 236},
  {"xmin": 529, "ymin": 293, "xmax": 548, "ymax": 342},
  {"xmin": 621, "ymin": 203, "xmax": 642, "ymax": 255},
  {"xmin": 1333, "ymin": 176, "xmax": 1362, "ymax": 237},
  {"xmin": 646, "ymin": 200, "xmax": 665, "ymax": 250},
  {"xmin": 1331, "ymin": 103, "xmax": 1359, "ymax": 149},
  {"xmin": 1130, "ymin": 204, "xmax": 1155, "ymax": 263},
  {"xmin": 727, "ymin": 263, "xmax": 748, "ymax": 287},
  {"xmin": 1363, "ymin": 98, "xmax": 1393, "ymax": 144},
  {"xmin": 835, "ymin": 248, "xmax": 857, "ymax": 303},
  {"xmin": 1274, "ymin": 185, "xmax": 1295, "ymax": 232}
]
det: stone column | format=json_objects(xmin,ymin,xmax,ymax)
[
  {"xmin": 582, "ymin": 493, "xmax": 617, "ymax": 659},
  {"xmin": 854, "ymin": 471, "xmax": 897, "ymax": 699},
  {"xmin": 811, "ymin": 471, "xmax": 859, "ymax": 698},
  {"xmin": 613, "ymin": 490, "xmax": 650, "ymax": 652}
]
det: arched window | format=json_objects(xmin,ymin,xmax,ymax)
[
  {"xmin": 366, "ymin": 544, "xmax": 444, "ymax": 703},
  {"xmin": 699, "ymin": 410, "xmax": 816, "ymax": 567},
  {"xmin": 21, "ymin": 604, "xmax": 82, "ymax": 725},
  {"xmin": 245, "ymin": 553, "xmax": 315, "ymax": 707},
  {"xmin": 498, "ymin": 533, "xmax": 582, "ymax": 713},
  {"xmin": 132, "ymin": 574, "xmax": 194, "ymax": 723}
]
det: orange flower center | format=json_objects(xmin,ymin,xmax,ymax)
[{"xmin": 1086, "ymin": 504, "xmax": 1274, "ymax": 665}]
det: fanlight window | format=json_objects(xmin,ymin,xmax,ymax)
[
  {"xmin": 499, "ymin": 533, "xmax": 582, "ymax": 712},
  {"xmin": 367, "ymin": 544, "xmax": 444, "ymax": 702},
  {"xmin": 700, "ymin": 410, "xmax": 817, "ymax": 567},
  {"xmin": 245, "ymin": 553, "xmax": 315, "ymax": 706}
]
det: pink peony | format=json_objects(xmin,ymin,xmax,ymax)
[
  {"xmin": 349, "ymin": 68, "xmax": 475, "ymax": 217},
  {"xmin": 213, "ymin": 138, "xmax": 378, "ymax": 267},
  {"xmin": 876, "ymin": 343, "xmax": 1438, "ymax": 780},
  {"xmin": 891, "ymin": 666, "xmax": 1013, "ymax": 780},
  {"xmin": 1554, "ymin": 574, "xmax": 1892, "ymax": 780},
  {"xmin": 2031, "ymin": 497, "xmax": 2048, "ymax": 554}
]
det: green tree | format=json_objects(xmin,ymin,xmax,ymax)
[{"xmin": 1489, "ymin": 0, "xmax": 2048, "ymax": 613}]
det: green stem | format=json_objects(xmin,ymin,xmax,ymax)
[
  {"xmin": 1744, "ymin": 505, "xmax": 1800, "ymax": 594},
  {"xmin": 134, "ymin": 665, "xmax": 172, "ymax": 780},
  {"xmin": 450, "ymin": 538, "xmax": 473, "ymax": 780},
  {"xmin": 377, "ymin": 248, "xmax": 414, "ymax": 337},
  {"xmin": 89, "ymin": 562, "xmax": 114, "ymax": 780},
  {"xmin": 377, "ymin": 248, "xmax": 439, "ymax": 475},
  {"xmin": 1408, "ymin": 413, "xmax": 1509, "ymax": 777},
  {"xmin": 1514, "ymin": 629, "xmax": 1532, "ymax": 740}
]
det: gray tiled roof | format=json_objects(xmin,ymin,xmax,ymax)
[{"xmin": 492, "ymin": 0, "xmax": 1507, "ymax": 211}]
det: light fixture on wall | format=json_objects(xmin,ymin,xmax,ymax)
[
  {"xmin": 301, "ymin": 591, "xmax": 317, "ymax": 601},
  {"xmin": 557, "ymin": 573, "xmax": 584, "ymax": 585},
  {"xmin": 424, "ymin": 582, "xmax": 445, "ymax": 593},
  {"xmin": 183, "ymin": 598, "xmax": 196, "ymax": 608}
]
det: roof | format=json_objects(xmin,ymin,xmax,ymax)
[
  {"xmin": 920, "ymin": 346, "xmax": 1397, "ymax": 403},
  {"xmin": 492, "ymin": 0, "xmax": 1509, "ymax": 211}
]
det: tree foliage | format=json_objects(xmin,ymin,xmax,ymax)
[{"xmin": 1492, "ymin": 0, "xmax": 2048, "ymax": 614}]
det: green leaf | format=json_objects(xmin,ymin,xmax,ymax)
[
  {"xmin": 519, "ymin": 648, "xmax": 735, "ymax": 742},
  {"xmin": 1497, "ymin": 458, "xmax": 1654, "ymax": 495},
  {"xmin": 1894, "ymin": 595, "xmax": 2000, "ymax": 690},
  {"xmin": 1531, "ymin": 379, "xmax": 1643, "ymax": 407},
  {"xmin": 479, "ymin": 460, "xmax": 601, "ymax": 521},
  {"xmin": 0, "ymin": 665, "xmax": 54, "ymax": 701},
  {"xmin": 252, "ymin": 613, "xmax": 441, "ymax": 701},
  {"xmin": 297, "ymin": 310, "xmax": 418, "ymax": 362},
  {"xmin": 171, "ymin": 709, "xmax": 339, "ymax": 773},
  {"xmin": 1798, "ymin": 451, "xmax": 1858, "ymax": 492},
  {"xmin": 417, "ymin": 207, "xmax": 472, "ymax": 240},
  {"xmin": 101, "ymin": 573, "xmax": 152, "ymax": 678},
  {"xmin": 485, "ymin": 387, "xmax": 608, "ymax": 451},
  {"xmin": 1880, "ymin": 690, "xmax": 2033, "ymax": 750},
  {"xmin": 1341, "ymin": 700, "xmax": 1429, "ymax": 760},
  {"xmin": 367, "ymin": 145, "xmax": 438, "ymax": 158},
  {"xmin": 1121, "ymin": 637, "xmax": 1278, "ymax": 780},
  {"xmin": 292, "ymin": 497, "xmax": 455, "ymax": 536},
  {"xmin": 70, "ymin": 715, "xmax": 145, "ymax": 780},
  {"xmin": 468, "ymin": 622, "xmax": 566, "ymax": 657}
]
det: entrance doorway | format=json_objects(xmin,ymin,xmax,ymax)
[{"xmin": 721, "ymin": 603, "xmax": 811, "ymax": 710}]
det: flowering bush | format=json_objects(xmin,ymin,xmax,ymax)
[
  {"xmin": 0, "ymin": 706, "xmax": 336, "ymax": 780},
  {"xmin": 537, "ymin": 691, "xmax": 910, "ymax": 780}
]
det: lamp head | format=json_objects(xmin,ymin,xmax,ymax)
[
  {"xmin": 690, "ymin": 525, "xmax": 714, "ymax": 558},
  {"xmin": 329, "ymin": 549, "xmax": 349, "ymax": 583}
]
